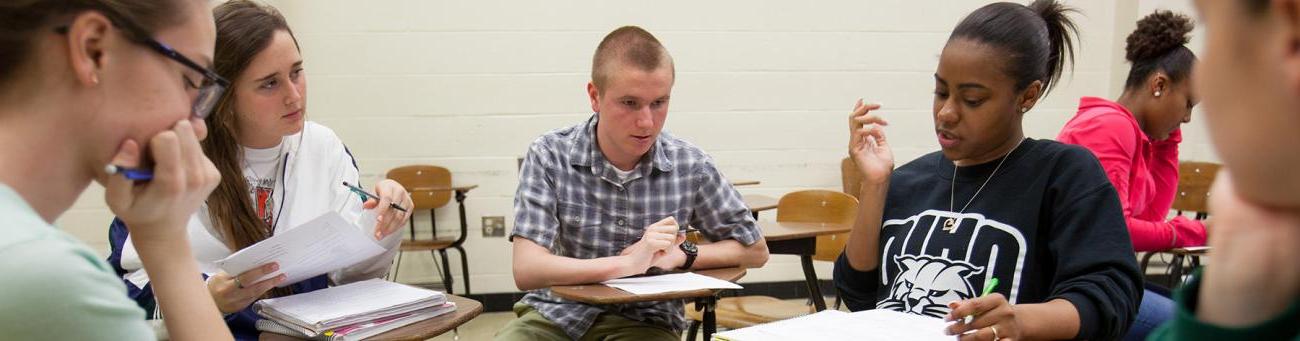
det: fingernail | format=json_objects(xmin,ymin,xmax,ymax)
[{"xmin": 269, "ymin": 263, "xmax": 279, "ymax": 271}]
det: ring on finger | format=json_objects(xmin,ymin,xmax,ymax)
[
  {"xmin": 989, "ymin": 326, "xmax": 999, "ymax": 340},
  {"xmin": 234, "ymin": 277, "xmax": 244, "ymax": 289}
]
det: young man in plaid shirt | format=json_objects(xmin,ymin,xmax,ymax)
[{"xmin": 498, "ymin": 26, "xmax": 769, "ymax": 341}]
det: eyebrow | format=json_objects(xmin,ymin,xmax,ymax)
[
  {"xmin": 934, "ymin": 74, "xmax": 989, "ymax": 91},
  {"xmin": 255, "ymin": 61, "xmax": 307, "ymax": 83}
]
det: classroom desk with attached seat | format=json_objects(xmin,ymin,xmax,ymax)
[
  {"xmin": 742, "ymin": 194, "xmax": 779, "ymax": 220},
  {"xmin": 549, "ymin": 267, "xmax": 747, "ymax": 341},
  {"xmin": 759, "ymin": 221, "xmax": 854, "ymax": 311}
]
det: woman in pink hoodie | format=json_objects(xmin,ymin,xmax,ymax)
[{"xmin": 1058, "ymin": 11, "xmax": 1206, "ymax": 253}]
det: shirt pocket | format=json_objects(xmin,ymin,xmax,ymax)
[
  {"xmin": 557, "ymin": 201, "xmax": 603, "ymax": 231},
  {"xmin": 556, "ymin": 201, "xmax": 609, "ymax": 256}
]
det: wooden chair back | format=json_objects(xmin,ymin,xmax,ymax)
[
  {"xmin": 386, "ymin": 165, "xmax": 453, "ymax": 210},
  {"xmin": 776, "ymin": 190, "xmax": 858, "ymax": 262},
  {"xmin": 1171, "ymin": 161, "xmax": 1221, "ymax": 217}
]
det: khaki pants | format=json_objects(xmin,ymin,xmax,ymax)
[{"xmin": 494, "ymin": 302, "xmax": 680, "ymax": 341}]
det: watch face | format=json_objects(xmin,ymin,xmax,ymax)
[{"xmin": 681, "ymin": 241, "xmax": 698, "ymax": 254}]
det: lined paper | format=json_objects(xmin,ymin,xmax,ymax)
[{"xmin": 216, "ymin": 211, "xmax": 385, "ymax": 287}]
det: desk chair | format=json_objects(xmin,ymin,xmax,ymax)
[
  {"xmin": 1139, "ymin": 161, "xmax": 1220, "ymax": 287},
  {"xmin": 684, "ymin": 190, "xmax": 857, "ymax": 340},
  {"xmin": 387, "ymin": 165, "xmax": 472, "ymax": 295}
]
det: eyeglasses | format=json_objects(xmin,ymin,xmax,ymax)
[{"xmin": 55, "ymin": 20, "xmax": 229, "ymax": 119}]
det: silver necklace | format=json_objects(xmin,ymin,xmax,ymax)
[{"xmin": 944, "ymin": 138, "xmax": 1025, "ymax": 233}]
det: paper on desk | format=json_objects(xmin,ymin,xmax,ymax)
[
  {"xmin": 216, "ymin": 211, "xmax": 386, "ymax": 287},
  {"xmin": 602, "ymin": 272, "xmax": 742, "ymax": 295},
  {"xmin": 713, "ymin": 309, "xmax": 953, "ymax": 341}
]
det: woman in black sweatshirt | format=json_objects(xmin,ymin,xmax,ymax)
[{"xmin": 833, "ymin": 1, "xmax": 1141, "ymax": 340}]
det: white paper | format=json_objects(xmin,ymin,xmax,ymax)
[
  {"xmin": 215, "ymin": 211, "xmax": 386, "ymax": 287},
  {"xmin": 601, "ymin": 272, "xmax": 742, "ymax": 295},
  {"xmin": 256, "ymin": 279, "xmax": 444, "ymax": 326},
  {"xmin": 713, "ymin": 309, "xmax": 954, "ymax": 341}
]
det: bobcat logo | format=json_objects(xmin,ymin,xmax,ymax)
[{"xmin": 877, "ymin": 254, "xmax": 983, "ymax": 318}]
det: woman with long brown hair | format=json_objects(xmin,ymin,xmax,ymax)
[
  {"xmin": 106, "ymin": 1, "xmax": 411, "ymax": 338},
  {"xmin": 0, "ymin": 0, "xmax": 231, "ymax": 339}
]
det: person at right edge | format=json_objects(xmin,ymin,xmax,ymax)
[
  {"xmin": 1150, "ymin": 0, "xmax": 1300, "ymax": 339},
  {"xmin": 833, "ymin": 1, "xmax": 1141, "ymax": 340}
]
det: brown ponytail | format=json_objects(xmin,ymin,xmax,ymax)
[{"xmin": 0, "ymin": 0, "xmax": 187, "ymax": 89}]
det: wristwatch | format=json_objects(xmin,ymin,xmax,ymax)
[{"xmin": 678, "ymin": 241, "xmax": 698, "ymax": 270}]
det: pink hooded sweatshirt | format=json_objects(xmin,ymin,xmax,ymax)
[{"xmin": 1057, "ymin": 96, "xmax": 1207, "ymax": 252}]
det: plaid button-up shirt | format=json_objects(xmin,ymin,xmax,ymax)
[{"xmin": 511, "ymin": 114, "xmax": 762, "ymax": 339}]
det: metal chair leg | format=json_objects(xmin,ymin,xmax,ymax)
[
  {"xmin": 391, "ymin": 247, "xmax": 404, "ymax": 280},
  {"xmin": 438, "ymin": 249, "xmax": 454, "ymax": 295},
  {"xmin": 454, "ymin": 245, "xmax": 471, "ymax": 295},
  {"xmin": 1139, "ymin": 252, "xmax": 1157, "ymax": 275},
  {"xmin": 686, "ymin": 320, "xmax": 701, "ymax": 341}
]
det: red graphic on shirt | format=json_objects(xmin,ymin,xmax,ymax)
[{"xmin": 254, "ymin": 185, "xmax": 274, "ymax": 227}]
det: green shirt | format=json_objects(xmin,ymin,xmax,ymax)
[
  {"xmin": 0, "ymin": 184, "xmax": 154, "ymax": 339},
  {"xmin": 1149, "ymin": 269, "xmax": 1300, "ymax": 340}
]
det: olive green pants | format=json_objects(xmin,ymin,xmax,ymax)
[{"xmin": 494, "ymin": 302, "xmax": 680, "ymax": 341}]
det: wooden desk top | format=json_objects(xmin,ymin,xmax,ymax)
[
  {"xmin": 259, "ymin": 295, "xmax": 483, "ymax": 341},
  {"xmin": 409, "ymin": 184, "xmax": 479, "ymax": 193},
  {"xmin": 1170, "ymin": 246, "xmax": 1212, "ymax": 256},
  {"xmin": 731, "ymin": 180, "xmax": 761, "ymax": 187},
  {"xmin": 550, "ymin": 267, "xmax": 747, "ymax": 305},
  {"xmin": 760, "ymin": 221, "xmax": 853, "ymax": 242},
  {"xmin": 742, "ymin": 194, "xmax": 779, "ymax": 212}
]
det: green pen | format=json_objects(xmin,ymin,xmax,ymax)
[
  {"xmin": 981, "ymin": 277, "xmax": 999, "ymax": 297},
  {"xmin": 963, "ymin": 277, "xmax": 1000, "ymax": 324}
]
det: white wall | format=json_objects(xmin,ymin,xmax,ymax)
[{"xmin": 55, "ymin": 0, "xmax": 1213, "ymax": 294}]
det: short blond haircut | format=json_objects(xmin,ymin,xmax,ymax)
[{"xmin": 590, "ymin": 26, "xmax": 673, "ymax": 93}]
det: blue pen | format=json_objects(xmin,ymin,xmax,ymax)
[{"xmin": 105, "ymin": 165, "xmax": 153, "ymax": 181}]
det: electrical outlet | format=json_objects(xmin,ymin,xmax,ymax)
[{"xmin": 482, "ymin": 216, "xmax": 506, "ymax": 237}]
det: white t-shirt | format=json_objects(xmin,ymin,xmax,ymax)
[
  {"xmin": 243, "ymin": 142, "xmax": 284, "ymax": 228},
  {"xmin": 612, "ymin": 165, "xmax": 636, "ymax": 183}
]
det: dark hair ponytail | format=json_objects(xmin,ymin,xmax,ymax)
[
  {"xmin": 949, "ymin": 0, "xmax": 1079, "ymax": 96},
  {"xmin": 1123, "ymin": 10, "xmax": 1195, "ymax": 89}
]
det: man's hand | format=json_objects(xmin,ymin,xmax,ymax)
[{"xmin": 618, "ymin": 217, "xmax": 680, "ymax": 274}]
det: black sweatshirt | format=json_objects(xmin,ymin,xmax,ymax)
[{"xmin": 834, "ymin": 138, "xmax": 1141, "ymax": 340}]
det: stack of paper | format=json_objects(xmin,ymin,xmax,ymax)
[
  {"xmin": 713, "ymin": 309, "xmax": 953, "ymax": 341},
  {"xmin": 602, "ymin": 272, "xmax": 743, "ymax": 295},
  {"xmin": 254, "ymin": 279, "xmax": 456, "ymax": 340}
]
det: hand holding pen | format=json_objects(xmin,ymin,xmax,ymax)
[
  {"xmin": 944, "ymin": 277, "xmax": 1021, "ymax": 340},
  {"xmin": 103, "ymin": 119, "xmax": 221, "ymax": 245},
  {"xmin": 343, "ymin": 181, "xmax": 413, "ymax": 240}
]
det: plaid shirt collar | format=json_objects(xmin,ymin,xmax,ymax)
[{"xmin": 568, "ymin": 114, "xmax": 674, "ymax": 181}]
